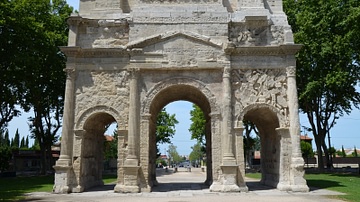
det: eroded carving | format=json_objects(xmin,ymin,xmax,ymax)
[
  {"xmin": 77, "ymin": 19, "xmax": 129, "ymax": 48},
  {"xmin": 232, "ymin": 68, "xmax": 289, "ymax": 126},
  {"xmin": 229, "ymin": 19, "xmax": 290, "ymax": 46}
]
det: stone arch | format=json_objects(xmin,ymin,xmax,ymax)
[
  {"xmin": 142, "ymin": 77, "xmax": 219, "ymax": 116},
  {"xmin": 73, "ymin": 106, "xmax": 122, "ymax": 192},
  {"xmin": 141, "ymin": 77, "xmax": 218, "ymax": 189},
  {"xmin": 237, "ymin": 103, "xmax": 287, "ymax": 128},
  {"xmin": 238, "ymin": 103, "xmax": 284, "ymax": 189},
  {"xmin": 75, "ymin": 105, "xmax": 124, "ymax": 130}
]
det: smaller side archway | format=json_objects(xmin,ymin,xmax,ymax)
[
  {"xmin": 239, "ymin": 104, "xmax": 288, "ymax": 189},
  {"xmin": 72, "ymin": 106, "xmax": 124, "ymax": 192}
]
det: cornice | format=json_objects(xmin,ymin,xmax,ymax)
[
  {"xmin": 224, "ymin": 44, "xmax": 302, "ymax": 56},
  {"xmin": 59, "ymin": 46, "xmax": 131, "ymax": 58}
]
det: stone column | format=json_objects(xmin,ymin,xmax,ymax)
[
  {"xmin": 286, "ymin": 66, "xmax": 302, "ymax": 158},
  {"xmin": 209, "ymin": 112, "xmax": 221, "ymax": 187},
  {"xmin": 125, "ymin": 68, "xmax": 140, "ymax": 166},
  {"xmin": 275, "ymin": 127, "xmax": 291, "ymax": 191},
  {"xmin": 286, "ymin": 66, "xmax": 309, "ymax": 192},
  {"xmin": 57, "ymin": 68, "xmax": 75, "ymax": 166},
  {"xmin": 139, "ymin": 113, "xmax": 152, "ymax": 192},
  {"xmin": 114, "ymin": 129, "xmax": 128, "ymax": 192},
  {"xmin": 118, "ymin": 68, "xmax": 140, "ymax": 193},
  {"xmin": 222, "ymin": 66, "xmax": 236, "ymax": 165},
  {"xmin": 234, "ymin": 123, "xmax": 248, "ymax": 191},
  {"xmin": 210, "ymin": 66, "xmax": 241, "ymax": 192},
  {"xmin": 53, "ymin": 68, "xmax": 76, "ymax": 193}
]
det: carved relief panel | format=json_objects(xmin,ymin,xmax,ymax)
[
  {"xmin": 229, "ymin": 17, "xmax": 287, "ymax": 46},
  {"xmin": 232, "ymin": 68, "xmax": 289, "ymax": 126},
  {"xmin": 77, "ymin": 19, "xmax": 129, "ymax": 48}
]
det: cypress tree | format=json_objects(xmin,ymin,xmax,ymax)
[
  {"xmin": 20, "ymin": 136, "xmax": 25, "ymax": 148},
  {"xmin": 25, "ymin": 136, "xmax": 29, "ymax": 148},
  {"xmin": 341, "ymin": 145, "xmax": 346, "ymax": 157},
  {"xmin": 13, "ymin": 129, "xmax": 20, "ymax": 148},
  {"xmin": 4, "ymin": 130, "xmax": 10, "ymax": 147}
]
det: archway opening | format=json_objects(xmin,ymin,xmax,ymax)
[
  {"xmin": 147, "ymin": 84, "xmax": 213, "ymax": 191},
  {"xmin": 243, "ymin": 106, "xmax": 281, "ymax": 190},
  {"xmin": 80, "ymin": 112, "xmax": 118, "ymax": 191}
]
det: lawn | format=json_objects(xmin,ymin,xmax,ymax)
[
  {"xmin": 246, "ymin": 172, "xmax": 360, "ymax": 202},
  {"xmin": 0, "ymin": 174, "xmax": 118, "ymax": 201},
  {"xmin": 305, "ymin": 173, "xmax": 360, "ymax": 202},
  {"xmin": 0, "ymin": 175, "xmax": 54, "ymax": 201},
  {"xmin": 1, "ymin": 173, "xmax": 358, "ymax": 201}
]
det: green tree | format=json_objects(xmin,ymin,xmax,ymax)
[
  {"xmin": 243, "ymin": 120, "xmax": 259, "ymax": 167},
  {"xmin": 104, "ymin": 129, "xmax": 118, "ymax": 160},
  {"xmin": 25, "ymin": 136, "xmax": 29, "ymax": 148},
  {"xmin": 189, "ymin": 105, "xmax": 206, "ymax": 146},
  {"xmin": 352, "ymin": 146, "xmax": 358, "ymax": 157},
  {"xmin": 167, "ymin": 144, "xmax": 182, "ymax": 165},
  {"xmin": 336, "ymin": 145, "xmax": 346, "ymax": 157},
  {"xmin": 284, "ymin": 0, "xmax": 360, "ymax": 170},
  {"xmin": 20, "ymin": 136, "xmax": 25, "ymax": 148},
  {"xmin": 189, "ymin": 142, "xmax": 204, "ymax": 166},
  {"xmin": 0, "ymin": 146, "xmax": 12, "ymax": 172},
  {"xmin": 4, "ymin": 130, "xmax": 10, "ymax": 147},
  {"xmin": 300, "ymin": 141, "xmax": 314, "ymax": 158},
  {"xmin": 156, "ymin": 108, "xmax": 179, "ymax": 153},
  {"xmin": 12, "ymin": 129, "xmax": 20, "ymax": 149},
  {"xmin": 14, "ymin": 0, "xmax": 72, "ymax": 174},
  {"xmin": 329, "ymin": 147, "xmax": 336, "ymax": 158}
]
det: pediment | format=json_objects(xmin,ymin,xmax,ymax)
[
  {"xmin": 127, "ymin": 31, "xmax": 225, "ymax": 67},
  {"xmin": 126, "ymin": 31, "xmax": 223, "ymax": 50}
]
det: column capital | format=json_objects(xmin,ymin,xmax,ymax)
[
  {"xmin": 223, "ymin": 66, "xmax": 231, "ymax": 78},
  {"xmin": 128, "ymin": 67, "xmax": 140, "ymax": 79},
  {"xmin": 64, "ymin": 68, "xmax": 76, "ymax": 80},
  {"xmin": 286, "ymin": 66, "xmax": 296, "ymax": 77}
]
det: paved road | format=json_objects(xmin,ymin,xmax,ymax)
[{"xmin": 25, "ymin": 168, "xmax": 345, "ymax": 202}]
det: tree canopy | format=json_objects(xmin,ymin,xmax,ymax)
[
  {"xmin": 0, "ymin": 0, "xmax": 73, "ymax": 174},
  {"xmin": 167, "ymin": 144, "xmax": 182, "ymax": 165},
  {"xmin": 284, "ymin": 0, "xmax": 360, "ymax": 169},
  {"xmin": 189, "ymin": 104, "xmax": 206, "ymax": 146},
  {"xmin": 156, "ymin": 108, "xmax": 179, "ymax": 154}
]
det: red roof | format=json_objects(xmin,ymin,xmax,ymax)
[
  {"xmin": 300, "ymin": 135, "xmax": 312, "ymax": 140},
  {"xmin": 104, "ymin": 135, "xmax": 115, "ymax": 142}
]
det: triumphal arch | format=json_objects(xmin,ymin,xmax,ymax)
[{"xmin": 53, "ymin": 0, "xmax": 309, "ymax": 193}]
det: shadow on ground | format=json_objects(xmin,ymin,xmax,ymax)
[{"xmin": 152, "ymin": 182, "xmax": 209, "ymax": 192}]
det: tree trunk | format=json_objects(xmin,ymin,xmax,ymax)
[
  {"xmin": 40, "ymin": 143, "xmax": 46, "ymax": 175},
  {"xmin": 314, "ymin": 136, "xmax": 324, "ymax": 171},
  {"xmin": 322, "ymin": 141, "xmax": 332, "ymax": 169}
]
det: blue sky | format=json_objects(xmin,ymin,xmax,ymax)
[{"xmin": 5, "ymin": 0, "xmax": 360, "ymax": 155}]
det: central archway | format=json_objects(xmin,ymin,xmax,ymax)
[{"xmin": 142, "ymin": 78, "xmax": 219, "ymax": 190}]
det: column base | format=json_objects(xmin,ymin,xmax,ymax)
[
  {"xmin": 209, "ymin": 165, "xmax": 248, "ymax": 192},
  {"xmin": 114, "ymin": 165, "xmax": 140, "ymax": 193},
  {"xmin": 72, "ymin": 185, "xmax": 84, "ymax": 193},
  {"xmin": 114, "ymin": 184, "xmax": 140, "ymax": 193},
  {"xmin": 277, "ymin": 183, "xmax": 291, "ymax": 191},
  {"xmin": 53, "ymin": 164, "xmax": 72, "ymax": 194},
  {"xmin": 290, "ymin": 157, "xmax": 309, "ymax": 192},
  {"xmin": 290, "ymin": 185, "xmax": 310, "ymax": 192}
]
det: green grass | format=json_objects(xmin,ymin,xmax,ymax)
[
  {"xmin": 245, "ymin": 172, "xmax": 261, "ymax": 179},
  {"xmin": 245, "ymin": 172, "xmax": 360, "ymax": 202},
  {"xmin": 102, "ymin": 174, "xmax": 117, "ymax": 184},
  {"xmin": 0, "ymin": 174, "xmax": 118, "ymax": 201},
  {"xmin": 0, "ymin": 175, "xmax": 54, "ymax": 201},
  {"xmin": 305, "ymin": 173, "xmax": 360, "ymax": 202}
]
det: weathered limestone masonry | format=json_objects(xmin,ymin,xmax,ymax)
[{"xmin": 53, "ymin": 0, "xmax": 309, "ymax": 194}]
